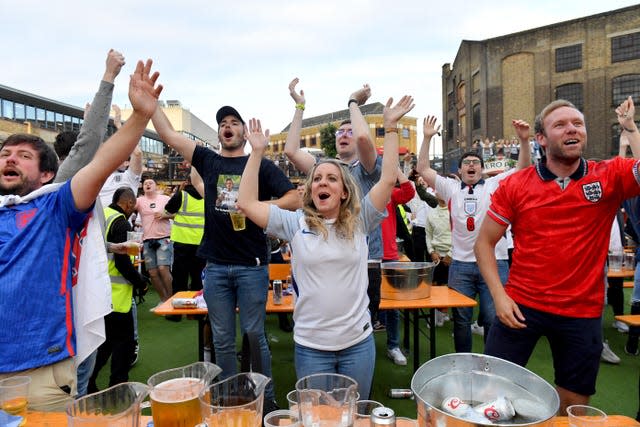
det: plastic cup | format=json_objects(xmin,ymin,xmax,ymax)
[
  {"xmin": 0, "ymin": 376, "xmax": 31, "ymax": 418},
  {"xmin": 567, "ymin": 405, "xmax": 606, "ymax": 427},
  {"xmin": 126, "ymin": 231, "xmax": 143, "ymax": 243},
  {"xmin": 263, "ymin": 409, "xmax": 299, "ymax": 427},
  {"xmin": 286, "ymin": 390, "xmax": 298, "ymax": 412},
  {"xmin": 229, "ymin": 208, "xmax": 246, "ymax": 231},
  {"xmin": 608, "ymin": 250, "xmax": 623, "ymax": 272},
  {"xmin": 624, "ymin": 252, "xmax": 636, "ymax": 270}
]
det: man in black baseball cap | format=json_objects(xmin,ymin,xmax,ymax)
[
  {"xmin": 152, "ymin": 98, "xmax": 298, "ymax": 415},
  {"xmin": 216, "ymin": 106, "xmax": 244, "ymax": 125}
]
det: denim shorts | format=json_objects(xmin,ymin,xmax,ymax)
[
  {"xmin": 143, "ymin": 237, "xmax": 173, "ymax": 269},
  {"xmin": 485, "ymin": 304, "xmax": 602, "ymax": 396}
]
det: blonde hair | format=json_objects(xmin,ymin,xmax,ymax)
[{"xmin": 301, "ymin": 159, "xmax": 362, "ymax": 240}]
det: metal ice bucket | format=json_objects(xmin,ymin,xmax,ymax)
[
  {"xmin": 411, "ymin": 353, "xmax": 559, "ymax": 427},
  {"xmin": 380, "ymin": 261, "xmax": 434, "ymax": 300}
]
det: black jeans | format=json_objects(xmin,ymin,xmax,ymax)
[
  {"xmin": 172, "ymin": 242, "xmax": 207, "ymax": 293},
  {"xmin": 367, "ymin": 264, "xmax": 382, "ymax": 323}
]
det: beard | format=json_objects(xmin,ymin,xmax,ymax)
[
  {"xmin": 0, "ymin": 174, "xmax": 42, "ymax": 196},
  {"xmin": 220, "ymin": 137, "xmax": 245, "ymax": 151},
  {"xmin": 545, "ymin": 140, "xmax": 583, "ymax": 164}
]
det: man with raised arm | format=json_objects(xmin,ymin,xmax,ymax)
[
  {"xmin": 51, "ymin": 48, "xmax": 127, "ymax": 398},
  {"xmin": 416, "ymin": 116, "xmax": 531, "ymax": 353},
  {"xmin": 0, "ymin": 59, "xmax": 162, "ymax": 411},
  {"xmin": 283, "ymin": 79, "xmax": 388, "ymax": 331},
  {"xmin": 475, "ymin": 97, "xmax": 640, "ymax": 413},
  {"xmin": 151, "ymin": 101, "xmax": 298, "ymax": 412}
]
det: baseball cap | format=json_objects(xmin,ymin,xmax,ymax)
[{"xmin": 216, "ymin": 106, "xmax": 245, "ymax": 125}]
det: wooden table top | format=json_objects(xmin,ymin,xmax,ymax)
[
  {"xmin": 23, "ymin": 413, "xmax": 639, "ymax": 426},
  {"xmin": 553, "ymin": 415, "xmax": 639, "ymax": 427},
  {"xmin": 607, "ymin": 268, "xmax": 635, "ymax": 278},
  {"xmin": 616, "ymin": 314, "xmax": 640, "ymax": 327},
  {"xmin": 153, "ymin": 286, "xmax": 477, "ymax": 316},
  {"xmin": 25, "ymin": 411, "xmax": 153, "ymax": 426}
]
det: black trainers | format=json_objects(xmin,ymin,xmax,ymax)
[
  {"xmin": 131, "ymin": 341, "xmax": 139, "ymax": 367},
  {"xmin": 625, "ymin": 341, "xmax": 639, "ymax": 356}
]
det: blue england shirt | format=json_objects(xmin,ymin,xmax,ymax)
[{"xmin": 0, "ymin": 181, "xmax": 88, "ymax": 373}]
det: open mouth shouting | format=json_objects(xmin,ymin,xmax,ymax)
[{"xmin": 1, "ymin": 167, "xmax": 21, "ymax": 181}]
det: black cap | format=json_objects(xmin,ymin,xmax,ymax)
[{"xmin": 216, "ymin": 106, "xmax": 244, "ymax": 125}]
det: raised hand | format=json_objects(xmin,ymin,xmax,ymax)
[
  {"xmin": 616, "ymin": 96, "xmax": 636, "ymax": 129},
  {"xmin": 349, "ymin": 84, "xmax": 371, "ymax": 105},
  {"xmin": 246, "ymin": 118, "xmax": 270, "ymax": 153},
  {"xmin": 511, "ymin": 119, "xmax": 531, "ymax": 141},
  {"xmin": 288, "ymin": 78, "xmax": 305, "ymax": 105},
  {"xmin": 128, "ymin": 59, "xmax": 163, "ymax": 119},
  {"xmin": 422, "ymin": 115, "xmax": 440, "ymax": 140},
  {"xmin": 112, "ymin": 104, "xmax": 122, "ymax": 129},
  {"xmin": 104, "ymin": 49, "xmax": 125, "ymax": 83},
  {"xmin": 383, "ymin": 95, "xmax": 415, "ymax": 126}
]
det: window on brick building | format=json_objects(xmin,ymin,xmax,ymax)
[
  {"xmin": 472, "ymin": 104, "xmax": 481, "ymax": 130},
  {"xmin": 472, "ymin": 72, "xmax": 480, "ymax": 93},
  {"xmin": 612, "ymin": 74, "xmax": 640, "ymax": 106},
  {"xmin": 310, "ymin": 136, "xmax": 317, "ymax": 146},
  {"xmin": 612, "ymin": 32, "xmax": 640, "ymax": 63},
  {"xmin": 555, "ymin": 83, "xmax": 584, "ymax": 111},
  {"xmin": 447, "ymin": 91, "xmax": 455, "ymax": 110},
  {"xmin": 299, "ymin": 138, "xmax": 305, "ymax": 148},
  {"xmin": 402, "ymin": 128, "xmax": 410, "ymax": 139},
  {"xmin": 555, "ymin": 44, "xmax": 582, "ymax": 72},
  {"xmin": 376, "ymin": 127, "xmax": 385, "ymax": 137}
]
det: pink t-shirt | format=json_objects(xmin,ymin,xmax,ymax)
[{"xmin": 136, "ymin": 194, "xmax": 172, "ymax": 240}]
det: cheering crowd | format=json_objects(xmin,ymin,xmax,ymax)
[{"xmin": 1, "ymin": 49, "xmax": 640, "ymax": 419}]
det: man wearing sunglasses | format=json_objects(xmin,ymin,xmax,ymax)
[{"xmin": 416, "ymin": 117, "xmax": 531, "ymax": 353}]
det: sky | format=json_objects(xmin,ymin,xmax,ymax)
[{"xmin": 2, "ymin": 0, "xmax": 639, "ymax": 155}]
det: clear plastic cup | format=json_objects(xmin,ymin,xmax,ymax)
[
  {"xmin": 567, "ymin": 404, "xmax": 607, "ymax": 427},
  {"xmin": 264, "ymin": 409, "xmax": 299, "ymax": 427},
  {"xmin": 0, "ymin": 376, "xmax": 30, "ymax": 419}
]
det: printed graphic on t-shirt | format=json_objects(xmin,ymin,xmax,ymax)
[{"xmin": 216, "ymin": 175, "xmax": 240, "ymax": 211}]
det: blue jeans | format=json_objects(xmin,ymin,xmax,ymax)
[
  {"xmin": 295, "ymin": 333, "xmax": 375, "ymax": 400},
  {"xmin": 379, "ymin": 310, "xmax": 400, "ymax": 349},
  {"xmin": 633, "ymin": 247, "xmax": 640, "ymax": 303},
  {"xmin": 76, "ymin": 350, "xmax": 97, "ymax": 397},
  {"xmin": 203, "ymin": 262, "xmax": 274, "ymax": 401},
  {"xmin": 448, "ymin": 259, "xmax": 509, "ymax": 352}
]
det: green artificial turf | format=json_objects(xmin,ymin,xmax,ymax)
[{"xmin": 96, "ymin": 288, "xmax": 640, "ymax": 419}]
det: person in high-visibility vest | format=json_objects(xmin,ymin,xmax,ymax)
[
  {"xmin": 165, "ymin": 173, "xmax": 206, "ymax": 294},
  {"xmin": 88, "ymin": 187, "xmax": 147, "ymax": 393}
]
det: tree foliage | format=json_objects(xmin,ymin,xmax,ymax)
[{"xmin": 320, "ymin": 122, "xmax": 337, "ymax": 159}]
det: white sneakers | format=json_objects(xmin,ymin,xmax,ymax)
[
  {"xmin": 613, "ymin": 320, "xmax": 630, "ymax": 333},
  {"xmin": 387, "ymin": 347, "xmax": 407, "ymax": 366},
  {"xmin": 471, "ymin": 321, "xmax": 485, "ymax": 336},
  {"xmin": 435, "ymin": 311, "xmax": 449, "ymax": 327},
  {"xmin": 601, "ymin": 340, "xmax": 621, "ymax": 364}
]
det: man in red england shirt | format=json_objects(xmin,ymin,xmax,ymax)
[{"xmin": 475, "ymin": 97, "xmax": 640, "ymax": 413}]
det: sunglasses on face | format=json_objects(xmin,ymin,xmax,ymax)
[
  {"xmin": 335, "ymin": 129, "xmax": 353, "ymax": 137},
  {"xmin": 461, "ymin": 159, "xmax": 481, "ymax": 166}
]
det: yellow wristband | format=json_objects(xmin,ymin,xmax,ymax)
[
  {"xmin": 385, "ymin": 127, "xmax": 398, "ymax": 134},
  {"xmin": 295, "ymin": 103, "xmax": 305, "ymax": 111}
]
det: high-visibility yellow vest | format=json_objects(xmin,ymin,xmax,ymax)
[
  {"xmin": 103, "ymin": 206, "xmax": 133, "ymax": 313},
  {"xmin": 398, "ymin": 204, "xmax": 410, "ymax": 229},
  {"xmin": 170, "ymin": 191, "xmax": 205, "ymax": 245}
]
